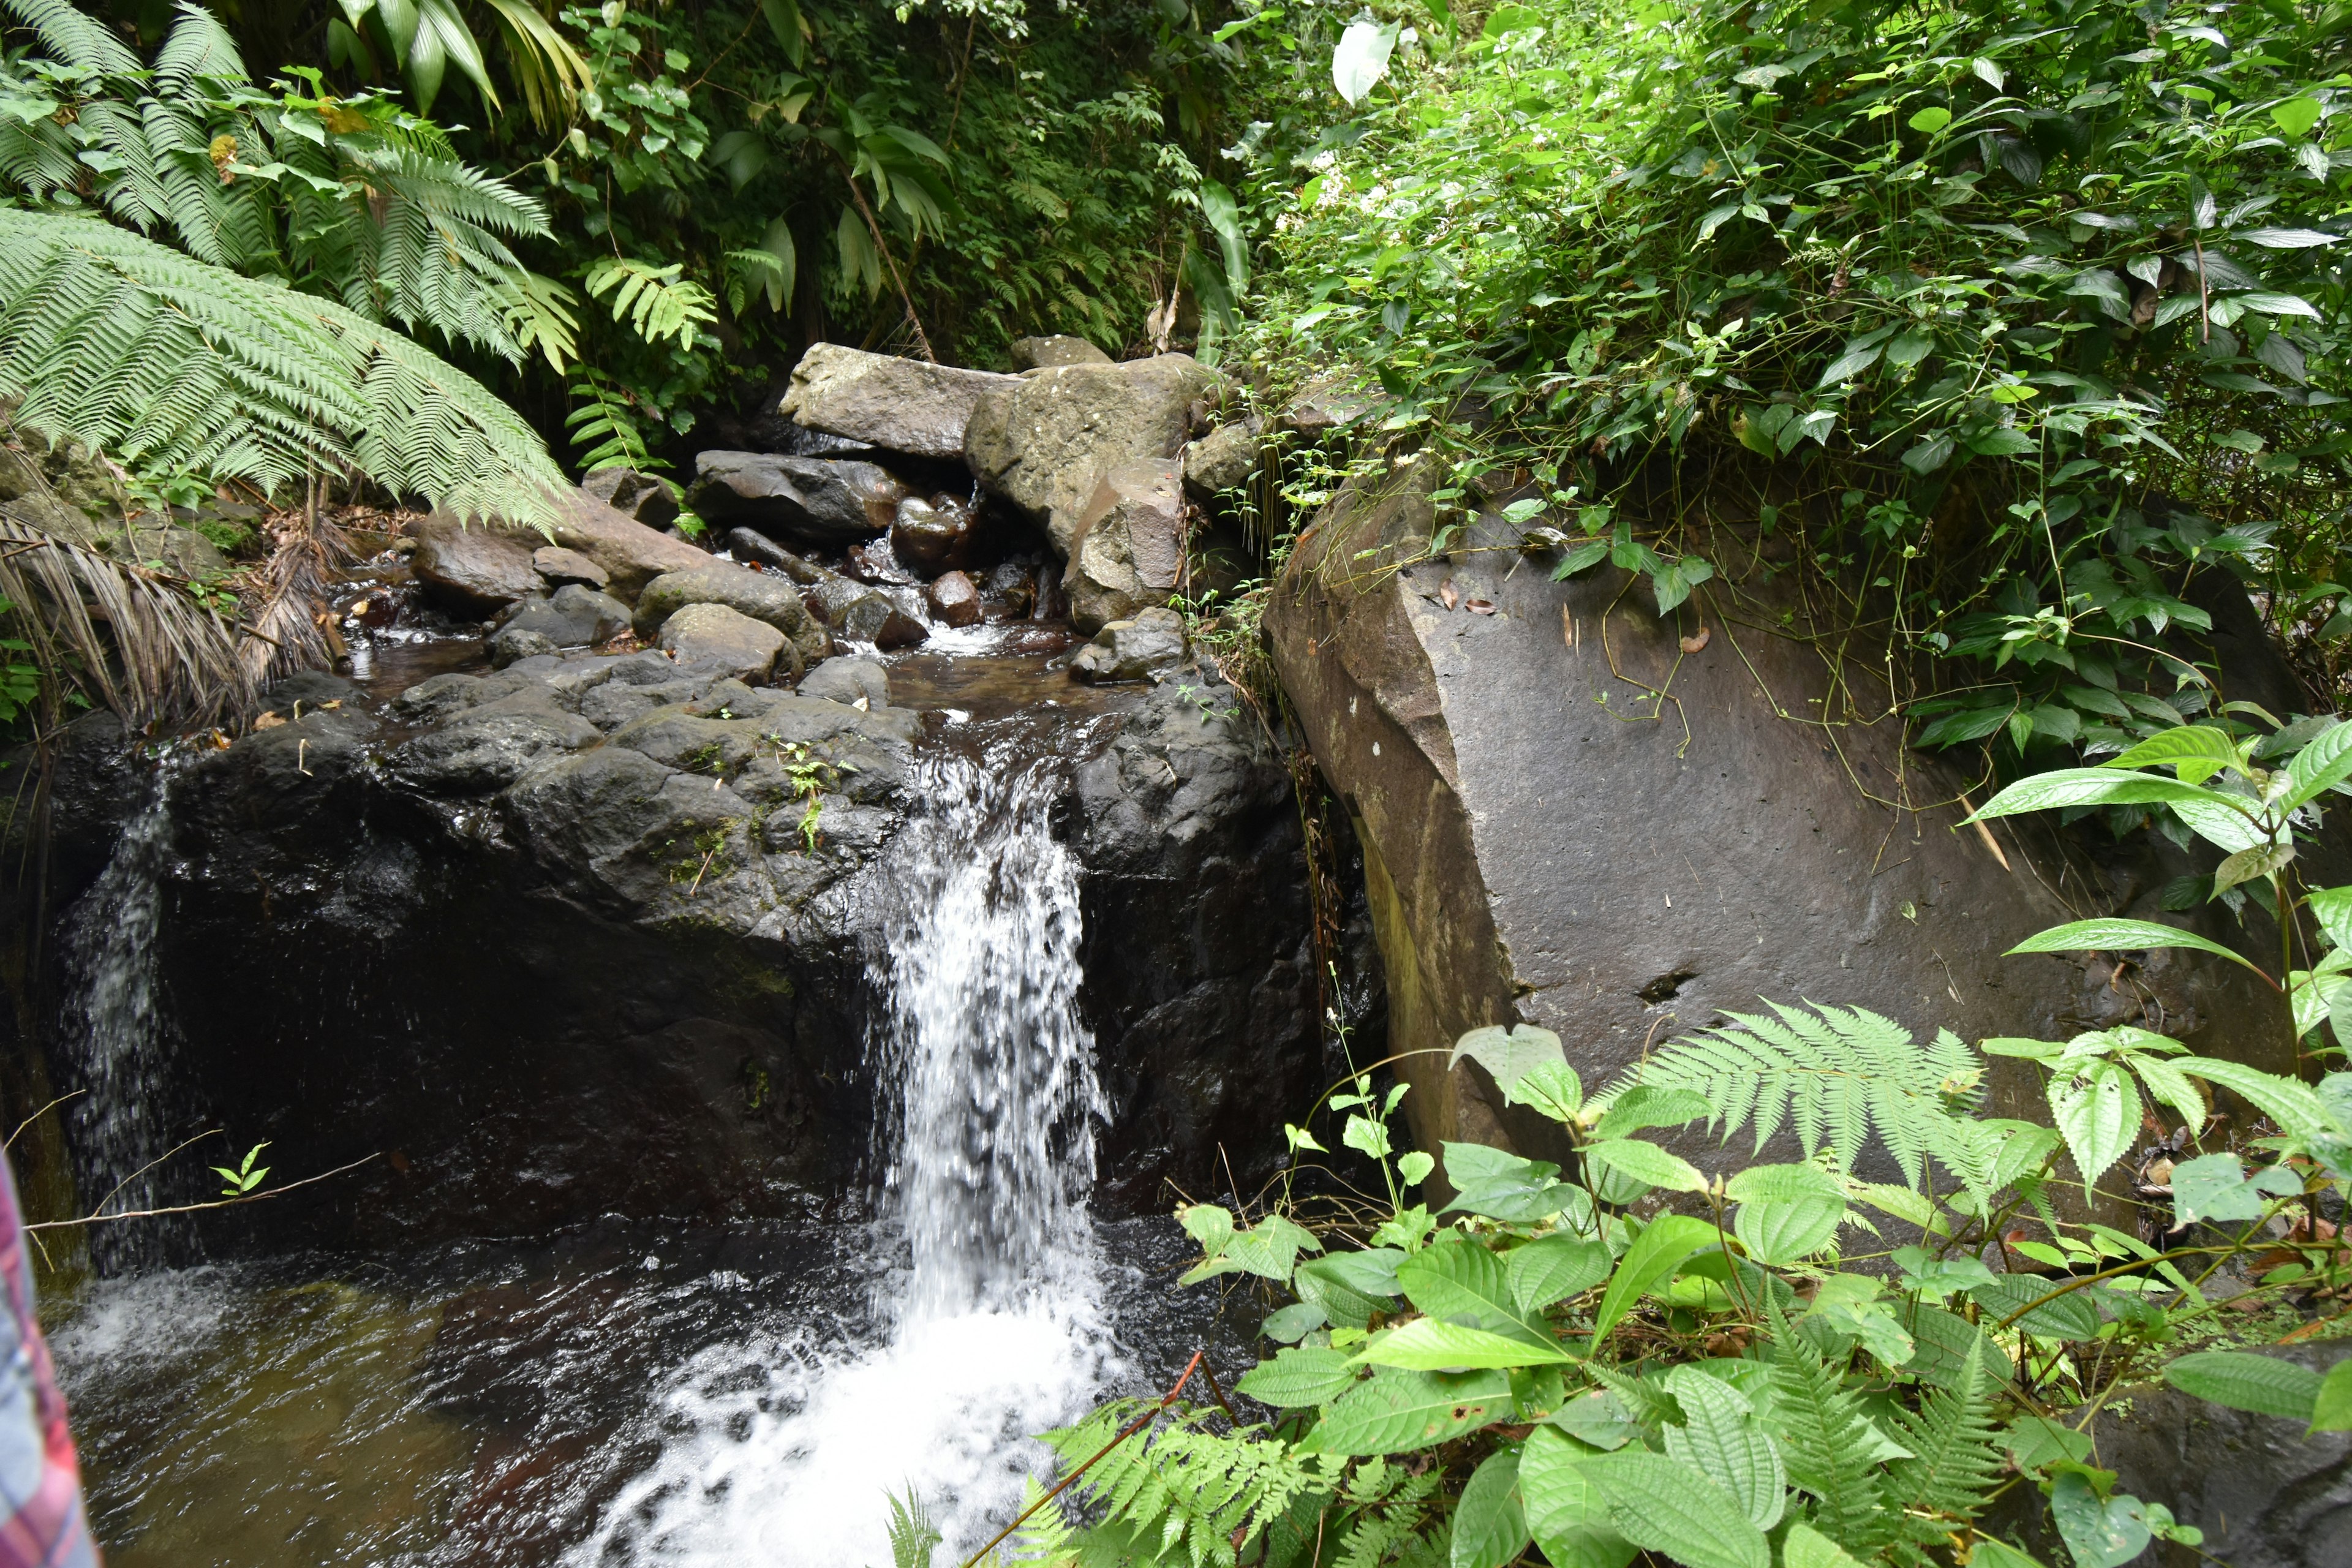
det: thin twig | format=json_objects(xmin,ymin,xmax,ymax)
[
  {"xmin": 5, "ymin": 1089, "xmax": 81, "ymax": 1150},
  {"xmin": 26, "ymin": 1153, "xmax": 382, "ymax": 1232}
]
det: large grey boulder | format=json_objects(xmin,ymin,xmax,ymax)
[
  {"xmin": 964, "ymin": 353, "xmax": 1219, "ymax": 555},
  {"xmin": 1184, "ymin": 420, "xmax": 1261, "ymax": 500},
  {"xmin": 776, "ymin": 344, "xmax": 1020, "ymax": 461},
  {"xmin": 797, "ymin": 654, "xmax": 890, "ymax": 707},
  {"xmin": 532, "ymin": 546, "xmax": 609, "ymax": 590},
  {"xmin": 658, "ymin": 603, "xmax": 788, "ymax": 684},
  {"xmin": 1071, "ymin": 606, "xmax": 1186, "ymax": 683},
  {"xmin": 1009, "ymin": 334, "xmax": 1112, "ymax": 369},
  {"xmin": 1264, "ymin": 461, "xmax": 2301, "ymax": 1197},
  {"xmin": 386, "ymin": 690, "xmax": 600, "ymax": 794},
  {"xmin": 413, "ymin": 514, "xmax": 541, "ymax": 612},
  {"xmin": 632, "ymin": 563, "xmax": 831, "ymax": 674},
  {"xmin": 1064, "ymin": 459, "xmax": 1186, "ymax": 633},
  {"xmin": 429, "ymin": 489, "xmax": 709, "ymax": 600},
  {"xmin": 927, "ymin": 570, "xmax": 982, "ymax": 628},
  {"xmin": 684, "ymin": 451, "xmax": 911, "ymax": 548},
  {"xmin": 579, "ymin": 467, "xmax": 680, "ymax": 530}
]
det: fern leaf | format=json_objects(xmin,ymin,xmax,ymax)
[
  {"xmin": 1765, "ymin": 1297, "xmax": 1894, "ymax": 1558},
  {"xmin": 1886, "ymin": 1338, "xmax": 2002, "ymax": 1537},
  {"xmin": 0, "ymin": 210, "xmax": 565, "ymax": 524},
  {"xmin": 1611, "ymin": 1000, "xmax": 1986, "ymax": 1192}
]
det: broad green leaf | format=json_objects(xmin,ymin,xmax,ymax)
[
  {"xmin": 2006, "ymin": 919, "xmax": 2270, "ymax": 979},
  {"xmin": 2308, "ymin": 886, "xmax": 2352, "ymax": 950},
  {"xmin": 1907, "ymin": 106, "xmax": 1951, "ymax": 134},
  {"xmin": 2167, "ymin": 793, "xmax": 2272, "ymax": 854},
  {"xmin": 1593, "ymin": 1085, "xmax": 1713, "ymax": 1138},
  {"xmin": 1733, "ymin": 1190, "xmax": 1842, "ymax": 1265},
  {"xmin": 2272, "ymin": 96, "xmax": 2324, "ymax": 138},
  {"xmin": 2130, "ymin": 1054, "xmax": 2210, "ymax": 1136},
  {"xmin": 2179, "ymin": 1057, "xmax": 2329, "ymax": 1136},
  {"xmin": 1398, "ymin": 1235, "xmax": 1539, "ymax": 1333},
  {"xmin": 1724, "ymin": 1163, "xmax": 1843, "ymax": 1204},
  {"xmin": 1314, "ymin": 1366, "xmax": 1510, "ymax": 1455},
  {"xmin": 1969, "ymin": 766, "xmax": 2249, "ymax": 817},
  {"xmin": 1781, "ymin": 1520, "xmax": 1867, "ymax": 1568},
  {"xmin": 2100, "ymin": 724, "xmax": 2244, "ymax": 782},
  {"xmin": 1177, "ymin": 1202, "xmax": 1233, "ymax": 1254},
  {"xmin": 1585, "ymin": 1452, "xmax": 1769, "ymax": 1568},
  {"xmin": 1260, "ymin": 1302, "xmax": 1327, "ymax": 1343},
  {"xmin": 2168, "ymin": 1152, "xmax": 2300, "ymax": 1223},
  {"xmin": 2310, "ymin": 1359, "xmax": 2352, "ymax": 1433},
  {"xmin": 1453, "ymin": 1447, "xmax": 1532, "ymax": 1568},
  {"xmin": 1545, "ymin": 1387, "xmax": 1638, "ymax": 1450},
  {"xmin": 1583, "ymin": 1138, "xmax": 1708, "ymax": 1194},
  {"xmin": 1235, "ymin": 1344, "xmax": 1359, "ymax": 1406},
  {"xmin": 1295, "ymin": 1256, "xmax": 1389, "ymax": 1328},
  {"xmin": 1969, "ymin": 1275, "xmax": 2100, "ymax": 1340},
  {"xmin": 1510, "ymin": 1233, "xmax": 1611, "ymax": 1311},
  {"xmin": 1593, "ymin": 1215, "xmax": 1717, "ymax": 1339},
  {"xmin": 1454, "ymin": 1023, "xmax": 1569, "ymax": 1093},
  {"xmin": 2238, "ymin": 227, "xmax": 2342, "ymax": 248},
  {"xmin": 2049, "ymin": 1060, "xmax": 2139, "ymax": 1186},
  {"xmin": 2163, "ymin": 1350, "xmax": 2321, "ymax": 1420},
  {"xmin": 1398, "ymin": 1150, "xmax": 1436, "ymax": 1185},
  {"xmin": 1969, "ymin": 1541, "xmax": 2049, "ymax": 1568},
  {"xmin": 1520, "ymin": 1425, "xmax": 1638, "ymax": 1568},
  {"xmin": 1316, "ymin": 1246, "xmax": 1406, "ymax": 1298},
  {"xmin": 2215, "ymin": 841, "xmax": 2294, "ymax": 892},
  {"xmin": 1510, "ymin": 1060, "xmax": 1585, "ymax": 1122},
  {"xmin": 2284, "ymin": 721, "xmax": 2352, "ymax": 810},
  {"xmin": 1357, "ymin": 1317, "xmax": 1578, "ymax": 1370},
  {"xmin": 1331, "ymin": 18, "xmax": 1399, "ymax": 105},
  {"xmin": 1902, "ymin": 1303, "xmax": 2014, "ymax": 1387},
  {"xmin": 2050, "ymin": 1473, "xmax": 2152, "ymax": 1568},
  {"xmin": 1662, "ymin": 1365, "xmax": 1785, "ymax": 1529},
  {"xmin": 1442, "ymin": 1142, "xmax": 1574, "ymax": 1223}
]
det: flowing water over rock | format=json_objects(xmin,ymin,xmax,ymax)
[
  {"xmin": 575, "ymin": 725, "xmax": 1127, "ymax": 1563},
  {"xmin": 58, "ymin": 757, "xmax": 190, "ymax": 1273},
  {"xmin": 48, "ymin": 699, "xmax": 1258, "ymax": 1565}
]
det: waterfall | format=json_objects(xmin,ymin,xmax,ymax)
[
  {"xmin": 59, "ymin": 758, "xmax": 189, "ymax": 1274},
  {"xmin": 575, "ymin": 726, "xmax": 1118, "ymax": 1566}
]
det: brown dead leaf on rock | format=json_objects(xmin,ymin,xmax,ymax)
[
  {"xmin": 1439, "ymin": 578, "xmax": 1461, "ymax": 611},
  {"xmin": 252, "ymin": 711, "xmax": 286, "ymax": 731},
  {"xmin": 1466, "ymin": 598, "xmax": 1496, "ymax": 614},
  {"xmin": 1679, "ymin": 625, "xmax": 1711, "ymax": 654}
]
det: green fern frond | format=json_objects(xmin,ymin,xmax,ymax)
[
  {"xmin": 880, "ymin": 1485, "xmax": 941, "ymax": 1568},
  {"xmin": 1610, "ymin": 1000, "xmax": 1985, "ymax": 1189},
  {"xmin": 0, "ymin": 0, "xmax": 139, "ymax": 74},
  {"xmin": 0, "ymin": 210, "xmax": 565, "ymax": 523},
  {"xmin": 1041, "ymin": 1401, "xmax": 1336, "ymax": 1568},
  {"xmin": 1765, "ymin": 1296, "xmax": 1894, "ymax": 1558},
  {"xmin": 1885, "ymin": 1338, "xmax": 2003, "ymax": 1548}
]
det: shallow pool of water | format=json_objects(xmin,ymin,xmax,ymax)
[{"xmin": 53, "ymin": 1215, "xmax": 1250, "ymax": 1567}]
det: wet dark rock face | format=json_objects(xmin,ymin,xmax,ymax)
[{"xmin": 24, "ymin": 649, "xmax": 1317, "ymax": 1255}]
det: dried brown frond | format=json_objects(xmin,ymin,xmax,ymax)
[
  {"xmin": 237, "ymin": 503, "xmax": 355, "ymax": 686},
  {"xmin": 0, "ymin": 513, "xmax": 252, "ymax": 732}
]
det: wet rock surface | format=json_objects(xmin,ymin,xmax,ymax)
[
  {"xmin": 1065, "ymin": 458, "xmax": 1186, "ymax": 632},
  {"xmin": 1265, "ymin": 461, "xmax": 2310, "ymax": 1192},
  {"xmin": 684, "ymin": 451, "xmax": 911, "ymax": 548},
  {"xmin": 23, "ymin": 631, "xmax": 1317, "ymax": 1250},
  {"xmin": 633, "ymin": 562, "xmax": 831, "ymax": 674},
  {"xmin": 777, "ymin": 344, "xmax": 1020, "ymax": 461},
  {"xmin": 1071, "ymin": 607, "xmax": 1186, "ymax": 684}
]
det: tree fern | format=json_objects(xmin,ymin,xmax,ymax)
[
  {"xmin": 0, "ymin": 210, "xmax": 565, "ymax": 523},
  {"xmin": 1765, "ymin": 1297, "xmax": 1894, "ymax": 1558},
  {"xmin": 0, "ymin": 0, "xmax": 558, "ymax": 366},
  {"xmin": 1610, "ymin": 1000, "xmax": 1986, "ymax": 1189}
]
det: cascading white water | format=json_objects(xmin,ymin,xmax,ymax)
[
  {"xmin": 59, "ymin": 758, "xmax": 189, "ymax": 1273},
  {"xmin": 574, "ymin": 731, "xmax": 1120, "ymax": 1566}
]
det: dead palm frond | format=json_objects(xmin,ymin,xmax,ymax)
[
  {"xmin": 237, "ymin": 502, "xmax": 354, "ymax": 686},
  {"xmin": 0, "ymin": 510, "xmax": 254, "ymax": 733}
]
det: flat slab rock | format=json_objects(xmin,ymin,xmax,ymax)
[{"xmin": 776, "ymin": 344, "xmax": 1019, "ymax": 461}]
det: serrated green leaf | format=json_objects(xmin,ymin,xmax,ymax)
[
  {"xmin": 1733, "ymin": 1189, "xmax": 1842, "ymax": 1265},
  {"xmin": 1295, "ymin": 1255, "xmax": 1390, "ymax": 1329},
  {"xmin": 1441, "ymin": 1142, "xmax": 1574, "ymax": 1223},
  {"xmin": 1969, "ymin": 1275, "xmax": 2100, "ymax": 1339},
  {"xmin": 1593, "ymin": 1215, "xmax": 1717, "ymax": 1339},
  {"xmin": 1583, "ymin": 1138, "xmax": 1708, "ymax": 1193},
  {"xmin": 2007, "ymin": 919, "xmax": 2271, "ymax": 979},
  {"xmin": 1662, "ymin": 1365, "xmax": 1785, "ymax": 1529},
  {"xmin": 1454, "ymin": 1023, "xmax": 1567, "ymax": 1093},
  {"xmin": 1358, "ymin": 1317, "xmax": 1579, "ymax": 1370},
  {"xmin": 2169, "ymin": 1152, "xmax": 2300, "ymax": 1223},
  {"xmin": 1509, "ymin": 1060, "xmax": 1585, "ymax": 1122},
  {"xmin": 2101, "ymin": 724, "xmax": 2245, "ymax": 782},
  {"xmin": 2180, "ymin": 1056, "xmax": 2328, "ymax": 1136},
  {"xmin": 1454, "ymin": 1447, "xmax": 1532, "ymax": 1568},
  {"xmin": 1398, "ymin": 1235, "xmax": 1537, "ymax": 1332},
  {"xmin": 2050, "ymin": 1060, "xmax": 2139, "ymax": 1187},
  {"xmin": 1594, "ymin": 1085, "xmax": 1714, "ymax": 1138},
  {"xmin": 1235, "ymin": 1344, "xmax": 1360, "ymax": 1406},
  {"xmin": 1314, "ymin": 1366, "xmax": 1512, "ymax": 1455},
  {"xmin": 1585, "ymin": 1452, "xmax": 1769, "ymax": 1568},
  {"xmin": 1781, "ymin": 1520, "xmax": 1868, "ymax": 1568},
  {"xmin": 1521, "ymin": 1425, "xmax": 1638, "ymax": 1568},
  {"xmin": 2309, "ymin": 1359, "xmax": 2352, "ymax": 1433},
  {"xmin": 2285, "ymin": 720, "xmax": 2352, "ymax": 809},
  {"xmin": 2163, "ymin": 1350, "xmax": 2322, "ymax": 1420},
  {"xmin": 1510, "ymin": 1233, "xmax": 1611, "ymax": 1311}
]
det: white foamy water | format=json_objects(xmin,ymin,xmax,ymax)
[{"xmin": 572, "ymin": 736, "xmax": 1117, "ymax": 1567}]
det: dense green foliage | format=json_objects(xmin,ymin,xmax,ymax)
[
  {"xmin": 1215, "ymin": 0, "xmax": 2351, "ymax": 767},
  {"xmin": 984, "ymin": 720, "xmax": 2352, "ymax": 1568}
]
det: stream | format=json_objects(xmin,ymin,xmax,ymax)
[{"xmin": 43, "ymin": 627, "xmax": 1257, "ymax": 1566}]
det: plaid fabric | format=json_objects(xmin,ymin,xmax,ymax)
[{"xmin": 0, "ymin": 1156, "xmax": 96, "ymax": 1568}]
